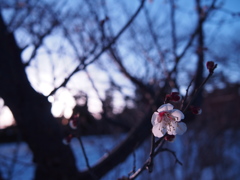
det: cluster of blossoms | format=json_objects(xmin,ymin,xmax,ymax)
[
  {"xmin": 151, "ymin": 60, "xmax": 216, "ymax": 140},
  {"xmin": 121, "ymin": 61, "xmax": 215, "ymax": 179}
]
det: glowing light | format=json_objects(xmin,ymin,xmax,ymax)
[
  {"xmin": 48, "ymin": 96, "xmax": 54, "ymax": 103},
  {"xmin": 61, "ymin": 118, "xmax": 69, "ymax": 125},
  {"xmin": 63, "ymin": 107, "xmax": 73, "ymax": 119},
  {"xmin": 51, "ymin": 88, "xmax": 76, "ymax": 118},
  {"xmin": 0, "ymin": 106, "xmax": 15, "ymax": 129},
  {"xmin": 51, "ymin": 101, "xmax": 64, "ymax": 117}
]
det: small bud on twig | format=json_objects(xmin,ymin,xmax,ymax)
[
  {"xmin": 189, "ymin": 105, "xmax": 202, "ymax": 115},
  {"xmin": 206, "ymin": 61, "xmax": 217, "ymax": 73},
  {"xmin": 165, "ymin": 92, "xmax": 182, "ymax": 103}
]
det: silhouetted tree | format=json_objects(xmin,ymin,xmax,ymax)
[{"xmin": 0, "ymin": 0, "xmax": 239, "ymax": 179}]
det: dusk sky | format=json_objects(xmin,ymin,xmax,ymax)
[{"xmin": 0, "ymin": 0, "xmax": 239, "ymax": 128}]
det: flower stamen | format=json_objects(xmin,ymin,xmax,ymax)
[{"xmin": 152, "ymin": 103, "xmax": 187, "ymax": 138}]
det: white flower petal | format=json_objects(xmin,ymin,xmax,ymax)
[
  {"xmin": 157, "ymin": 103, "xmax": 174, "ymax": 112},
  {"xmin": 152, "ymin": 123, "xmax": 166, "ymax": 138},
  {"xmin": 167, "ymin": 121, "xmax": 177, "ymax": 135},
  {"xmin": 176, "ymin": 122, "xmax": 187, "ymax": 135},
  {"xmin": 171, "ymin": 109, "xmax": 184, "ymax": 121},
  {"xmin": 151, "ymin": 112, "xmax": 159, "ymax": 125}
]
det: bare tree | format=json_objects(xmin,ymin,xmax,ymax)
[{"xmin": 0, "ymin": 0, "xmax": 239, "ymax": 179}]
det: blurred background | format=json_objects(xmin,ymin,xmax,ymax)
[{"xmin": 0, "ymin": 0, "xmax": 240, "ymax": 179}]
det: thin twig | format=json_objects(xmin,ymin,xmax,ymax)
[
  {"xmin": 133, "ymin": 150, "xmax": 136, "ymax": 173},
  {"xmin": 128, "ymin": 150, "xmax": 136, "ymax": 177},
  {"xmin": 108, "ymin": 47, "xmax": 151, "ymax": 97},
  {"xmin": 180, "ymin": 78, "xmax": 194, "ymax": 111},
  {"xmin": 47, "ymin": 0, "xmax": 145, "ymax": 97},
  {"xmin": 129, "ymin": 137, "xmax": 165, "ymax": 180},
  {"xmin": 157, "ymin": 148, "xmax": 183, "ymax": 166},
  {"xmin": 78, "ymin": 136, "xmax": 91, "ymax": 169},
  {"xmin": 169, "ymin": 0, "xmax": 217, "ymax": 77},
  {"xmin": 146, "ymin": 134, "xmax": 155, "ymax": 172},
  {"xmin": 78, "ymin": 136, "xmax": 99, "ymax": 180},
  {"xmin": 84, "ymin": 0, "xmax": 145, "ymax": 67},
  {"xmin": 154, "ymin": 136, "xmax": 165, "ymax": 147},
  {"xmin": 143, "ymin": 6, "xmax": 168, "ymax": 77},
  {"xmin": 170, "ymin": 0, "xmax": 177, "ymax": 58},
  {"xmin": 183, "ymin": 65, "xmax": 217, "ymax": 112},
  {"xmin": 24, "ymin": 26, "xmax": 55, "ymax": 67}
]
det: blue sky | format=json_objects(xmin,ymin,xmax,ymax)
[{"xmin": 0, "ymin": 0, "xmax": 240, "ymax": 128}]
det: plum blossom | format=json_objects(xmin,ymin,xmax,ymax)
[{"xmin": 151, "ymin": 103, "xmax": 187, "ymax": 138}]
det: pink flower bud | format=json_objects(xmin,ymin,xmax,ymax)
[
  {"xmin": 164, "ymin": 134, "xmax": 175, "ymax": 142},
  {"xmin": 190, "ymin": 106, "xmax": 202, "ymax": 115},
  {"xmin": 170, "ymin": 92, "xmax": 182, "ymax": 102},
  {"xmin": 206, "ymin": 61, "xmax": 215, "ymax": 73},
  {"xmin": 165, "ymin": 92, "xmax": 182, "ymax": 102}
]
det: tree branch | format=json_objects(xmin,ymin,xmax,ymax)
[
  {"xmin": 170, "ymin": 0, "xmax": 177, "ymax": 58},
  {"xmin": 128, "ymin": 137, "xmax": 165, "ymax": 180},
  {"xmin": 78, "ymin": 136, "xmax": 99, "ymax": 180},
  {"xmin": 169, "ymin": 0, "xmax": 217, "ymax": 76},
  {"xmin": 48, "ymin": 0, "xmax": 146, "ymax": 97},
  {"xmin": 183, "ymin": 64, "xmax": 217, "ymax": 113}
]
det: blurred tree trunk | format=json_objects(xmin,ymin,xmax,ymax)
[
  {"xmin": 0, "ymin": 14, "xmax": 78, "ymax": 180},
  {"xmin": 193, "ymin": 0, "xmax": 205, "ymax": 106}
]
